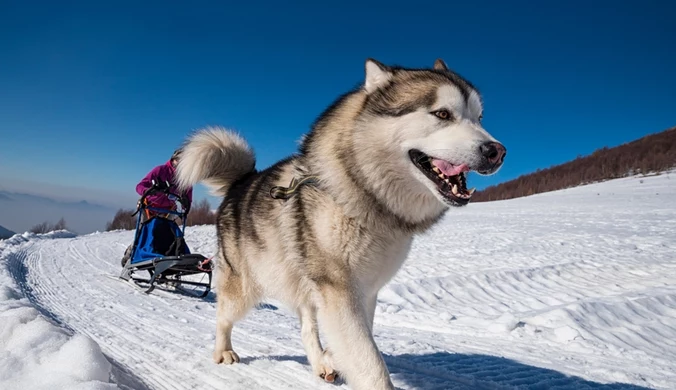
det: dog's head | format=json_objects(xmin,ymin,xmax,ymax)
[{"xmin": 353, "ymin": 58, "xmax": 506, "ymax": 209}]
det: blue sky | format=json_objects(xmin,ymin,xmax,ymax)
[{"xmin": 0, "ymin": 0, "xmax": 674, "ymax": 209}]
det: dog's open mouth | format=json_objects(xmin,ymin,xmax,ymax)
[{"xmin": 408, "ymin": 149, "xmax": 475, "ymax": 206}]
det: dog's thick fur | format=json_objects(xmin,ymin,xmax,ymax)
[{"xmin": 175, "ymin": 58, "xmax": 505, "ymax": 390}]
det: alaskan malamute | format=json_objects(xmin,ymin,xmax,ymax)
[{"xmin": 175, "ymin": 58, "xmax": 506, "ymax": 390}]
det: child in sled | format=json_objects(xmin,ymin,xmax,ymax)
[{"xmin": 120, "ymin": 149, "xmax": 193, "ymax": 266}]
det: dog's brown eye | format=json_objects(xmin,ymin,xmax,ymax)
[{"xmin": 433, "ymin": 109, "xmax": 452, "ymax": 120}]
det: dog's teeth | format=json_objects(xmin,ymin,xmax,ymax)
[
  {"xmin": 468, "ymin": 187, "xmax": 476, "ymax": 195},
  {"xmin": 451, "ymin": 184, "xmax": 459, "ymax": 195},
  {"xmin": 432, "ymin": 167, "xmax": 441, "ymax": 173}
]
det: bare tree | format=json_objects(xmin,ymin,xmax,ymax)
[
  {"xmin": 106, "ymin": 209, "xmax": 137, "ymax": 231},
  {"xmin": 186, "ymin": 199, "xmax": 216, "ymax": 226},
  {"xmin": 29, "ymin": 221, "xmax": 52, "ymax": 234},
  {"xmin": 54, "ymin": 217, "xmax": 67, "ymax": 230}
]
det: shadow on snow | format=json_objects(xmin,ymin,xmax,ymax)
[{"xmin": 241, "ymin": 351, "xmax": 652, "ymax": 390}]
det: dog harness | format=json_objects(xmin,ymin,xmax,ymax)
[{"xmin": 269, "ymin": 176, "xmax": 319, "ymax": 200}]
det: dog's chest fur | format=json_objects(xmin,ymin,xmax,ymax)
[{"xmin": 297, "ymin": 186, "xmax": 414, "ymax": 295}]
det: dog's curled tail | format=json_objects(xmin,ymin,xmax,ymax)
[{"xmin": 175, "ymin": 126, "xmax": 255, "ymax": 197}]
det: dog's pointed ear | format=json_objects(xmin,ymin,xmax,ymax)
[
  {"xmin": 364, "ymin": 58, "xmax": 392, "ymax": 93},
  {"xmin": 434, "ymin": 58, "xmax": 449, "ymax": 71}
]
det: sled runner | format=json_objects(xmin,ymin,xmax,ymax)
[{"xmin": 119, "ymin": 181, "xmax": 213, "ymax": 298}]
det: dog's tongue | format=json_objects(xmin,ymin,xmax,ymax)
[{"xmin": 432, "ymin": 159, "xmax": 469, "ymax": 177}]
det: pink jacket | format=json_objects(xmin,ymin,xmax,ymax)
[{"xmin": 136, "ymin": 160, "xmax": 193, "ymax": 210}]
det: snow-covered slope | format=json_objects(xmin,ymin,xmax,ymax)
[
  {"xmin": 0, "ymin": 231, "xmax": 118, "ymax": 390},
  {"xmin": 1, "ymin": 172, "xmax": 675, "ymax": 390}
]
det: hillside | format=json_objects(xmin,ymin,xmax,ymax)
[
  {"xmin": 0, "ymin": 225, "xmax": 15, "ymax": 239},
  {"xmin": 1, "ymin": 173, "xmax": 675, "ymax": 389},
  {"xmin": 473, "ymin": 126, "xmax": 676, "ymax": 202}
]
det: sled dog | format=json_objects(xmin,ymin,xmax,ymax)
[{"xmin": 175, "ymin": 58, "xmax": 506, "ymax": 390}]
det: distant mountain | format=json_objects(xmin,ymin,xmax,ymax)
[
  {"xmin": 0, "ymin": 225, "xmax": 15, "ymax": 239},
  {"xmin": 473, "ymin": 125, "xmax": 676, "ymax": 202},
  {"xmin": 0, "ymin": 191, "xmax": 118, "ymax": 235},
  {"xmin": 0, "ymin": 191, "xmax": 113, "ymax": 211}
]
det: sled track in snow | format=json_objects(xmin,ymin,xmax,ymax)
[
  {"xmin": 6, "ymin": 247, "xmax": 69, "ymax": 330},
  {"xmin": 3, "ymin": 242, "xmax": 153, "ymax": 390},
  {"xmin": 8, "ymin": 234, "xmax": 494, "ymax": 390},
  {"xmin": 13, "ymin": 236, "xmax": 667, "ymax": 390},
  {"xmin": 3, "ymin": 173, "xmax": 676, "ymax": 389}
]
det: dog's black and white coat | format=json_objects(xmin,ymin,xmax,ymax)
[{"xmin": 175, "ymin": 58, "xmax": 506, "ymax": 390}]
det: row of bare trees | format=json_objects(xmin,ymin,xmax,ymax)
[
  {"xmin": 106, "ymin": 198, "xmax": 216, "ymax": 231},
  {"xmin": 30, "ymin": 217, "xmax": 68, "ymax": 234},
  {"xmin": 473, "ymin": 126, "xmax": 676, "ymax": 202}
]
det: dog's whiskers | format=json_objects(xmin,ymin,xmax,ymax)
[{"xmin": 414, "ymin": 155, "xmax": 430, "ymax": 164}]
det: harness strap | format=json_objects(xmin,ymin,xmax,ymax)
[{"xmin": 270, "ymin": 176, "xmax": 319, "ymax": 200}]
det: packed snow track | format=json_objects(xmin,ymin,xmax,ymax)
[{"xmin": 1, "ymin": 172, "xmax": 675, "ymax": 390}]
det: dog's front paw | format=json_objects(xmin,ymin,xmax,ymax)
[
  {"xmin": 318, "ymin": 349, "xmax": 338, "ymax": 383},
  {"xmin": 214, "ymin": 350, "xmax": 240, "ymax": 364},
  {"xmin": 319, "ymin": 368, "xmax": 338, "ymax": 383}
]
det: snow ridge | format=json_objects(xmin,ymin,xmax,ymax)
[{"xmin": 0, "ymin": 231, "xmax": 118, "ymax": 390}]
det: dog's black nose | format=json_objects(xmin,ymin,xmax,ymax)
[{"xmin": 480, "ymin": 142, "xmax": 506, "ymax": 165}]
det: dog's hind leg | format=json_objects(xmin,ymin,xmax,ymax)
[
  {"xmin": 364, "ymin": 293, "xmax": 378, "ymax": 332},
  {"xmin": 317, "ymin": 285, "xmax": 394, "ymax": 390},
  {"xmin": 213, "ymin": 265, "xmax": 253, "ymax": 365},
  {"xmin": 298, "ymin": 305, "xmax": 337, "ymax": 382}
]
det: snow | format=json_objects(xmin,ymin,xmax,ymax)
[
  {"xmin": 1, "ymin": 172, "xmax": 675, "ymax": 389},
  {"xmin": 0, "ymin": 232, "xmax": 117, "ymax": 390}
]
